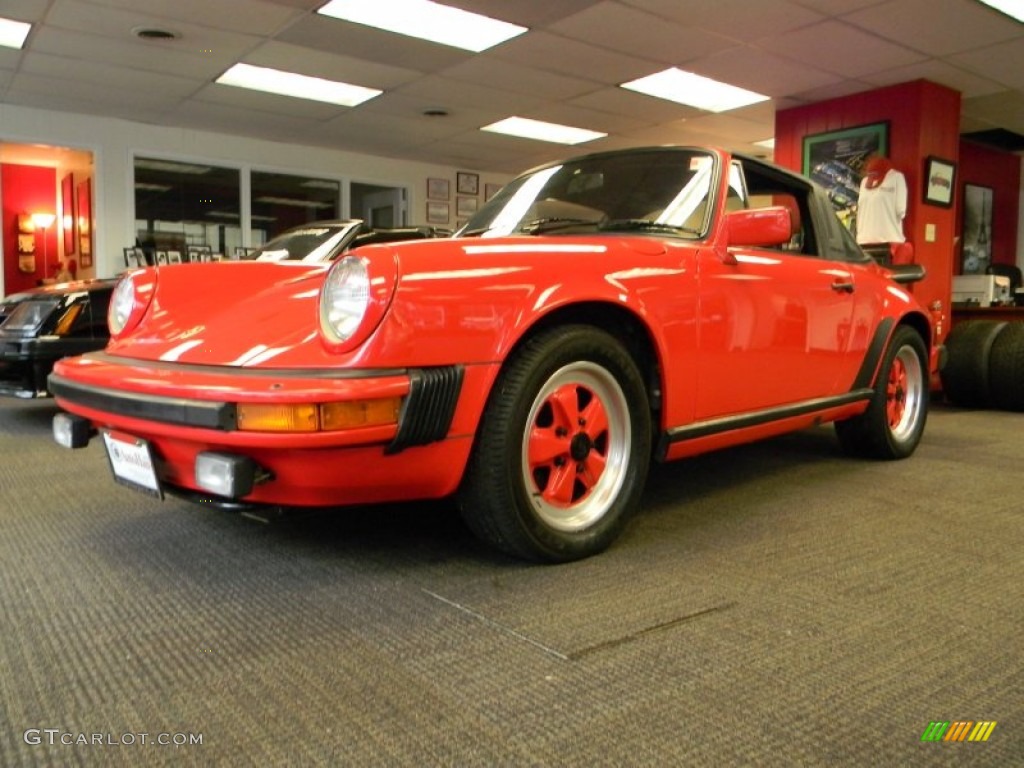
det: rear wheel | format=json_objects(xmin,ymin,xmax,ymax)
[
  {"xmin": 459, "ymin": 326, "xmax": 651, "ymax": 562},
  {"xmin": 835, "ymin": 325, "xmax": 928, "ymax": 459}
]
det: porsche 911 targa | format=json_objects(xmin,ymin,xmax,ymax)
[{"xmin": 50, "ymin": 147, "xmax": 942, "ymax": 561}]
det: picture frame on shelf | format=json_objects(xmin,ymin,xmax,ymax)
[
  {"xmin": 961, "ymin": 183, "xmax": 993, "ymax": 275},
  {"xmin": 426, "ymin": 201, "xmax": 449, "ymax": 224},
  {"xmin": 457, "ymin": 196, "xmax": 478, "ymax": 217},
  {"xmin": 801, "ymin": 121, "xmax": 888, "ymax": 233},
  {"xmin": 427, "ymin": 177, "xmax": 450, "ymax": 200},
  {"xmin": 923, "ymin": 156, "xmax": 956, "ymax": 207},
  {"xmin": 456, "ymin": 171, "xmax": 479, "ymax": 196},
  {"xmin": 155, "ymin": 251, "xmax": 169, "ymax": 266}
]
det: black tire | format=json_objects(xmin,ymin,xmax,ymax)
[
  {"xmin": 940, "ymin": 319, "xmax": 1008, "ymax": 408},
  {"xmin": 835, "ymin": 325, "xmax": 929, "ymax": 459},
  {"xmin": 458, "ymin": 325, "xmax": 651, "ymax": 562},
  {"xmin": 989, "ymin": 322, "xmax": 1024, "ymax": 412}
]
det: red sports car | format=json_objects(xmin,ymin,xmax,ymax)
[{"xmin": 50, "ymin": 147, "xmax": 941, "ymax": 562}]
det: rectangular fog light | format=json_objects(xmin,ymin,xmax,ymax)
[
  {"xmin": 53, "ymin": 412, "xmax": 93, "ymax": 449},
  {"xmin": 195, "ymin": 452, "xmax": 258, "ymax": 498}
]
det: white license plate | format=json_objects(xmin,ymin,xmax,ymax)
[{"xmin": 102, "ymin": 430, "xmax": 163, "ymax": 499}]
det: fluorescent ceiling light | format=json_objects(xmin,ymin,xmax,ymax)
[
  {"xmin": 216, "ymin": 63, "xmax": 381, "ymax": 107},
  {"xmin": 255, "ymin": 196, "xmax": 333, "ymax": 208},
  {"xmin": 0, "ymin": 17, "xmax": 31, "ymax": 49},
  {"xmin": 976, "ymin": 0, "xmax": 1024, "ymax": 21},
  {"xmin": 134, "ymin": 182, "xmax": 173, "ymax": 192},
  {"xmin": 481, "ymin": 117, "xmax": 607, "ymax": 145},
  {"xmin": 318, "ymin": 0, "xmax": 527, "ymax": 52},
  {"xmin": 621, "ymin": 68, "xmax": 769, "ymax": 113},
  {"xmin": 135, "ymin": 159, "xmax": 212, "ymax": 175},
  {"xmin": 754, "ymin": 138, "xmax": 776, "ymax": 149}
]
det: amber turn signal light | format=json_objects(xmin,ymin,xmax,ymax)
[{"xmin": 235, "ymin": 398, "xmax": 401, "ymax": 433}]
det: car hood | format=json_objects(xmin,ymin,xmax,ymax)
[
  {"xmin": 106, "ymin": 261, "xmax": 334, "ymax": 367},
  {"xmin": 105, "ymin": 235, "xmax": 674, "ymax": 369}
]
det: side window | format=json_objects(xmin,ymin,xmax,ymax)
[
  {"xmin": 739, "ymin": 159, "xmax": 818, "ymax": 256},
  {"xmin": 727, "ymin": 162, "xmax": 748, "ymax": 212}
]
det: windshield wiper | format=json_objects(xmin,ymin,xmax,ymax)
[
  {"xmin": 517, "ymin": 217, "xmax": 603, "ymax": 235},
  {"xmin": 598, "ymin": 219, "xmax": 703, "ymax": 236}
]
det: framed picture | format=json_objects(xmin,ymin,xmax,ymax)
[
  {"xmin": 802, "ymin": 121, "xmax": 889, "ymax": 232},
  {"xmin": 426, "ymin": 201, "xmax": 449, "ymax": 224},
  {"xmin": 923, "ymin": 156, "xmax": 955, "ymax": 207},
  {"xmin": 961, "ymin": 184, "xmax": 993, "ymax": 275},
  {"xmin": 123, "ymin": 247, "xmax": 145, "ymax": 268},
  {"xmin": 484, "ymin": 183, "xmax": 502, "ymax": 202},
  {"xmin": 457, "ymin": 171, "xmax": 479, "ymax": 196},
  {"xmin": 167, "ymin": 250, "xmax": 182, "ymax": 265},
  {"xmin": 155, "ymin": 251, "xmax": 168, "ymax": 266},
  {"xmin": 457, "ymin": 196, "xmax": 478, "ymax": 217},
  {"xmin": 427, "ymin": 177, "xmax": 450, "ymax": 200},
  {"xmin": 77, "ymin": 178, "xmax": 93, "ymax": 268},
  {"xmin": 61, "ymin": 173, "xmax": 76, "ymax": 256}
]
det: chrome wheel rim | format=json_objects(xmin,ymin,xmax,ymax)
[
  {"xmin": 887, "ymin": 344, "xmax": 925, "ymax": 442},
  {"xmin": 521, "ymin": 362, "xmax": 631, "ymax": 532}
]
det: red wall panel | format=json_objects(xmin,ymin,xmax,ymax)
[{"xmin": 2, "ymin": 163, "xmax": 59, "ymax": 295}]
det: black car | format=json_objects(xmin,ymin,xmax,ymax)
[{"xmin": 0, "ymin": 278, "xmax": 118, "ymax": 398}]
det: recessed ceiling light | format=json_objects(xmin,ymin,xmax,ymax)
[
  {"xmin": 621, "ymin": 68, "xmax": 769, "ymax": 113},
  {"xmin": 0, "ymin": 16, "xmax": 31, "ymax": 49},
  {"xmin": 975, "ymin": 0, "xmax": 1024, "ymax": 22},
  {"xmin": 481, "ymin": 117, "xmax": 607, "ymax": 145},
  {"xmin": 132, "ymin": 27, "xmax": 180, "ymax": 41},
  {"xmin": 216, "ymin": 63, "xmax": 381, "ymax": 107},
  {"xmin": 318, "ymin": 0, "xmax": 527, "ymax": 52}
]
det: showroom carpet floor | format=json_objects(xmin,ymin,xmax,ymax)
[{"xmin": 0, "ymin": 396, "xmax": 1020, "ymax": 767}]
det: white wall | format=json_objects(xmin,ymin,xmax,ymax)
[{"xmin": 0, "ymin": 102, "xmax": 510, "ymax": 291}]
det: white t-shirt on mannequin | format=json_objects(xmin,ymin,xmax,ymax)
[{"xmin": 856, "ymin": 169, "xmax": 907, "ymax": 244}]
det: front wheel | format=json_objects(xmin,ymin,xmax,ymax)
[
  {"xmin": 835, "ymin": 325, "xmax": 929, "ymax": 459},
  {"xmin": 458, "ymin": 326, "xmax": 651, "ymax": 562}
]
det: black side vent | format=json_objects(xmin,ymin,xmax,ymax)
[{"xmin": 386, "ymin": 366, "xmax": 464, "ymax": 454}]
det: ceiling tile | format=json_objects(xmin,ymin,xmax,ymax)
[
  {"xmin": 621, "ymin": 0, "xmax": 824, "ymax": 41},
  {"xmin": 490, "ymin": 30, "xmax": 659, "ymax": 84},
  {"xmin": 757, "ymin": 20, "xmax": 928, "ymax": 78},
  {"xmin": 843, "ymin": 0, "xmax": 1024, "ymax": 56}
]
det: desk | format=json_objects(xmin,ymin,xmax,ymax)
[{"xmin": 951, "ymin": 305, "xmax": 1024, "ymax": 327}]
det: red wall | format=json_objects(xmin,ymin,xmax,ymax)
[
  {"xmin": 2, "ymin": 163, "xmax": 59, "ymax": 295},
  {"xmin": 956, "ymin": 139, "xmax": 1020, "ymax": 270},
  {"xmin": 775, "ymin": 80, "xmax": 962, "ymax": 340}
]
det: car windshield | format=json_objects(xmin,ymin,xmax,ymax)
[
  {"xmin": 459, "ymin": 148, "xmax": 716, "ymax": 239},
  {"xmin": 250, "ymin": 222, "xmax": 360, "ymax": 262},
  {"xmin": 1, "ymin": 299, "xmax": 60, "ymax": 333}
]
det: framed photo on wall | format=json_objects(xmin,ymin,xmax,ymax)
[
  {"xmin": 427, "ymin": 177, "xmax": 449, "ymax": 201},
  {"xmin": 923, "ymin": 156, "xmax": 956, "ymax": 207},
  {"xmin": 61, "ymin": 173, "xmax": 76, "ymax": 256},
  {"xmin": 426, "ymin": 201, "xmax": 449, "ymax": 224},
  {"xmin": 77, "ymin": 178, "xmax": 93, "ymax": 268},
  {"xmin": 961, "ymin": 183, "xmax": 993, "ymax": 275},
  {"xmin": 802, "ymin": 121, "xmax": 889, "ymax": 232},
  {"xmin": 456, "ymin": 171, "xmax": 479, "ymax": 196}
]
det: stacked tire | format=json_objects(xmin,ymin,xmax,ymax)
[{"xmin": 941, "ymin": 319, "xmax": 1024, "ymax": 411}]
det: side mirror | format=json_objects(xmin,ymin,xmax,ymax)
[{"xmin": 725, "ymin": 206, "xmax": 791, "ymax": 248}]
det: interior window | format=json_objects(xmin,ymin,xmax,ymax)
[{"xmin": 738, "ymin": 160, "xmax": 817, "ymax": 256}]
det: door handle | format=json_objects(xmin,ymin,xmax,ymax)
[{"xmin": 831, "ymin": 279, "xmax": 854, "ymax": 293}]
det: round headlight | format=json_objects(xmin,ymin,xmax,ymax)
[
  {"xmin": 108, "ymin": 275, "xmax": 137, "ymax": 335},
  {"xmin": 320, "ymin": 256, "xmax": 370, "ymax": 343},
  {"xmin": 107, "ymin": 271, "xmax": 155, "ymax": 338}
]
